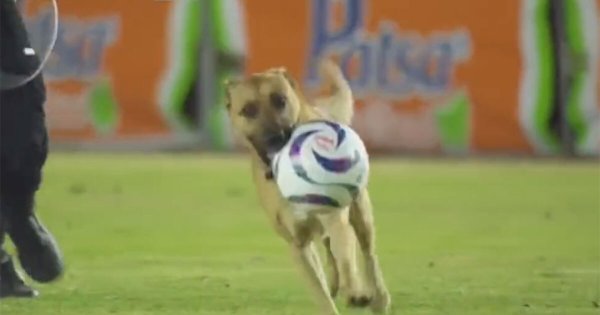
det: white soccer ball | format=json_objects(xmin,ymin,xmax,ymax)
[{"xmin": 271, "ymin": 121, "xmax": 369, "ymax": 218}]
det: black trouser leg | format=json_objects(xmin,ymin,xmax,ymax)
[
  {"xmin": 1, "ymin": 192, "xmax": 63, "ymax": 283},
  {"xmin": 0, "ymin": 75, "xmax": 64, "ymax": 283},
  {"xmin": 0, "ymin": 211, "xmax": 8, "ymax": 264},
  {"xmin": 1, "ymin": 0, "xmax": 64, "ymax": 284},
  {"xmin": 0, "ymin": 209, "xmax": 38, "ymax": 298}
]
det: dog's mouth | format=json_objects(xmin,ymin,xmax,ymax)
[{"xmin": 250, "ymin": 127, "xmax": 293, "ymax": 169}]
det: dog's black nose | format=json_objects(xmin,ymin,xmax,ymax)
[
  {"xmin": 266, "ymin": 133, "xmax": 287, "ymax": 149},
  {"xmin": 264, "ymin": 127, "xmax": 293, "ymax": 153}
]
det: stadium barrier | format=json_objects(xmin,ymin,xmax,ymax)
[{"xmin": 21, "ymin": 0, "xmax": 599, "ymax": 156}]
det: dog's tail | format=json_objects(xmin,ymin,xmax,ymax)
[{"xmin": 314, "ymin": 60, "xmax": 354, "ymax": 125}]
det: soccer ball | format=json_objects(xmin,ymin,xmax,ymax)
[{"xmin": 271, "ymin": 120, "xmax": 369, "ymax": 218}]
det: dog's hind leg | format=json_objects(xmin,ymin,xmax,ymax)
[{"xmin": 349, "ymin": 190, "xmax": 391, "ymax": 314}]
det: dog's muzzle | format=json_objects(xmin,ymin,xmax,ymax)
[{"xmin": 250, "ymin": 127, "xmax": 294, "ymax": 180}]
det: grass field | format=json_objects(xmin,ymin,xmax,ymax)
[{"xmin": 0, "ymin": 154, "xmax": 598, "ymax": 315}]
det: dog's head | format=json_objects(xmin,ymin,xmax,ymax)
[{"xmin": 224, "ymin": 68, "xmax": 303, "ymax": 166}]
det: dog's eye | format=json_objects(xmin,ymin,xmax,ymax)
[
  {"xmin": 240, "ymin": 102, "xmax": 259, "ymax": 119},
  {"xmin": 270, "ymin": 93, "xmax": 287, "ymax": 110}
]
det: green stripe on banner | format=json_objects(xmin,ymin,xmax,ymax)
[
  {"xmin": 160, "ymin": 0, "xmax": 241, "ymax": 149},
  {"xmin": 435, "ymin": 91, "xmax": 471, "ymax": 155},
  {"xmin": 534, "ymin": 0, "xmax": 559, "ymax": 152},
  {"xmin": 206, "ymin": 0, "xmax": 246, "ymax": 150},
  {"xmin": 167, "ymin": 0, "xmax": 200, "ymax": 129},
  {"xmin": 213, "ymin": 0, "xmax": 232, "ymax": 54},
  {"xmin": 89, "ymin": 78, "xmax": 119, "ymax": 135},
  {"xmin": 208, "ymin": 1, "xmax": 230, "ymax": 150},
  {"xmin": 564, "ymin": 0, "xmax": 588, "ymax": 147}
]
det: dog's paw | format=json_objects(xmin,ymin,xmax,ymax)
[
  {"xmin": 329, "ymin": 281, "xmax": 339, "ymax": 298},
  {"xmin": 347, "ymin": 295, "xmax": 371, "ymax": 308},
  {"xmin": 370, "ymin": 291, "xmax": 391, "ymax": 314}
]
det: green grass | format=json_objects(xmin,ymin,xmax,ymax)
[{"xmin": 1, "ymin": 154, "xmax": 598, "ymax": 315}]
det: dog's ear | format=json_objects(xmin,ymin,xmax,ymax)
[
  {"xmin": 265, "ymin": 67, "xmax": 297, "ymax": 89},
  {"xmin": 223, "ymin": 77, "xmax": 242, "ymax": 88},
  {"xmin": 276, "ymin": 67, "xmax": 298, "ymax": 89},
  {"xmin": 223, "ymin": 78, "xmax": 241, "ymax": 109},
  {"xmin": 270, "ymin": 67, "xmax": 287, "ymax": 73}
]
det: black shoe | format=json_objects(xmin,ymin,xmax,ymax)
[
  {"xmin": 7, "ymin": 214, "xmax": 64, "ymax": 283},
  {"xmin": 0, "ymin": 259, "xmax": 38, "ymax": 298}
]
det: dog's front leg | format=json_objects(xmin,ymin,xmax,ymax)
[
  {"xmin": 291, "ymin": 244, "xmax": 339, "ymax": 315},
  {"xmin": 323, "ymin": 237, "xmax": 340, "ymax": 298},
  {"xmin": 291, "ymin": 224, "xmax": 339, "ymax": 315},
  {"xmin": 269, "ymin": 212, "xmax": 295, "ymax": 244}
]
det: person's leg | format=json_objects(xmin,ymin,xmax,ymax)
[
  {"xmin": 0, "ymin": 214, "xmax": 8, "ymax": 264},
  {"xmin": 0, "ymin": 211, "xmax": 38, "ymax": 298},
  {"xmin": 1, "ymin": 193, "xmax": 64, "ymax": 283},
  {"xmin": 0, "ymin": 74, "xmax": 64, "ymax": 284},
  {"xmin": 0, "ymin": 0, "xmax": 62, "ymax": 289}
]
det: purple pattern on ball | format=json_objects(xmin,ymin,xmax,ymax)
[
  {"xmin": 312, "ymin": 150, "xmax": 359, "ymax": 173},
  {"xmin": 285, "ymin": 123, "xmax": 361, "ymax": 195},
  {"xmin": 288, "ymin": 194, "xmax": 341, "ymax": 207},
  {"xmin": 321, "ymin": 121, "xmax": 346, "ymax": 148},
  {"xmin": 289, "ymin": 129, "xmax": 319, "ymax": 158}
]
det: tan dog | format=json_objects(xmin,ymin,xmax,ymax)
[{"xmin": 224, "ymin": 61, "xmax": 391, "ymax": 315}]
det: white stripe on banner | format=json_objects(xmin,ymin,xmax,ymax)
[
  {"xmin": 576, "ymin": 0, "xmax": 599, "ymax": 155},
  {"xmin": 158, "ymin": 1, "xmax": 193, "ymax": 132},
  {"xmin": 222, "ymin": 0, "xmax": 247, "ymax": 57},
  {"xmin": 519, "ymin": 0, "xmax": 548, "ymax": 153}
]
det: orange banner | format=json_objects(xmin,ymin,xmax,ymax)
[
  {"xmin": 19, "ymin": 0, "xmax": 598, "ymax": 154},
  {"xmin": 23, "ymin": 0, "xmax": 180, "ymax": 146},
  {"xmin": 242, "ymin": 0, "xmax": 532, "ymax": 154}
]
